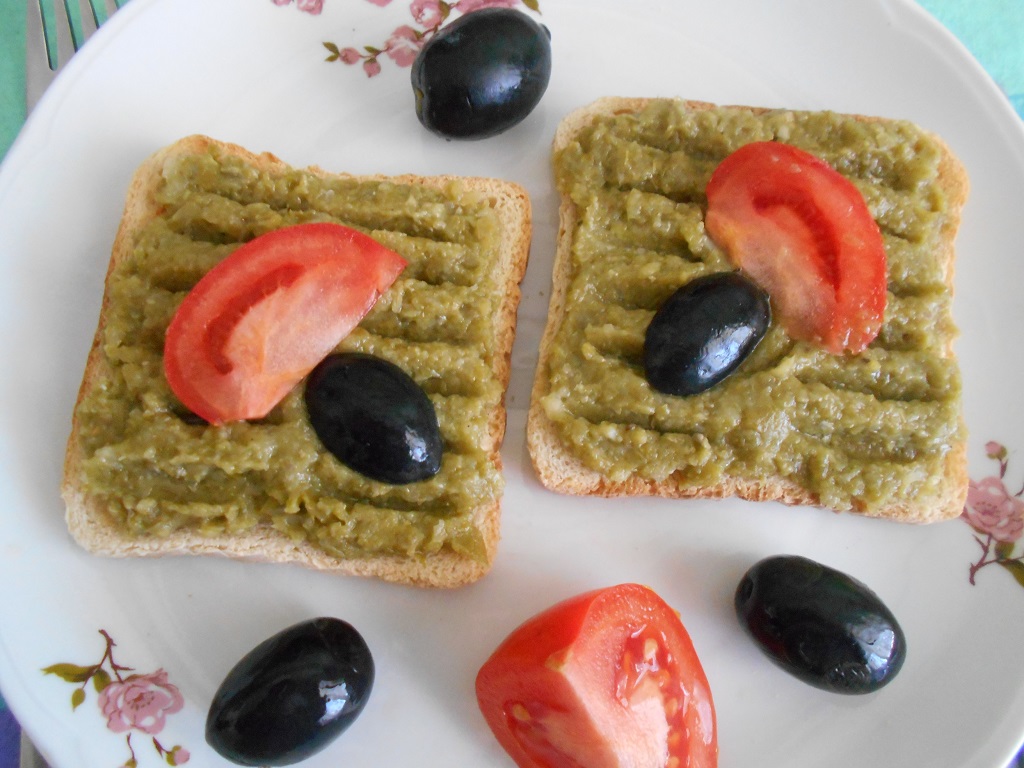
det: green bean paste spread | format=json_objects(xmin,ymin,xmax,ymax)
[
  {"xmin": 544, "ymin": 100, "xmax": 964, "ymax": 511},
  {"xmin": 74, "ymin": 146, "xmax": 507, "ymax": 563}
]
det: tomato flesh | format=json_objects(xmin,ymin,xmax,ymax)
[
  {"xmin": 476, "ymin": 584, "xmax": 717, "ymax": 768},
  {"xmin": 705, "ymin": 141, "xmax": 887, "ymax": 355},
  {"xmin": 163, "ymin": 222, "xmax": 406, "ymax": 424}
]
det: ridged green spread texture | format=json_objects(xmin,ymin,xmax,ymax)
[
  {"xmin": 544, "ymin": 100, "xmax": 963, "ymax": 511},
  {"xmin": 74, "ymin": 146, "xmax": 506, "ymax": 563}
]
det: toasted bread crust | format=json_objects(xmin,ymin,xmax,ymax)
[
  {"xmin": 62, "ymin": 135, "xmax": 531, "ymax": 587},
  {"xmin": 527, "ymin": 97, "xmax": 969, "ymax": 523}
]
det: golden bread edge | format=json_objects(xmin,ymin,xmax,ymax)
[
  {"xmin": 62, "ymin": 134, "xmax": 532, "ymax": 588},
  {"xmin": 526, "ymin": 97, "xmax": 969, "ymax": 523}
]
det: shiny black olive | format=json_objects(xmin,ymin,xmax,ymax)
[
  {"xmin": 305, "ymin": 353, "xmax": 442, "ymax": 484},
  {"xmin": 206, "ymin": 617, "xmax": 375, "ymax": 766},
  {"xmin": 735, "ymin": 555, "xmax": 907, "ymax": 694},
  {"xmin": 411, "ymin": 8, "xmax": 552, "ymax": 139},
  {"xmin": 643, "ymin": 271, "xmax": 770, "ymax": 396}
]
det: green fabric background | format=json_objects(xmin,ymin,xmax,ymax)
[{"xmin": 0, "ymin": 2, "xmax": 24, "ymax": 159}]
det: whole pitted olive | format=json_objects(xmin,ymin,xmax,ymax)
[
  {"xmin": 411, "ymin": 8, "xmax": 552, "ymax": 139},
  {"xmin": 735, "ymin": 555, "xmax": 907, "ymax": 695},
  {"xmin": 206, "ymin": 617, "xmax": 375, "ymax": 766},
  {"xmin": 305, "ymin": 353, "xmax": 443, "ymax": 484},
  {"xmin": 643, "ymin": 271, "xmax": 770, "ymax": 396}
]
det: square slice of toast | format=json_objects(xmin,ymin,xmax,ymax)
[
  {"xmin": 528, "ymin": 97, "xmax": 968, "ymax": 522},
  {"xmin": 63, "ymin": 135, "xmax": 531, "ymax": 587}
]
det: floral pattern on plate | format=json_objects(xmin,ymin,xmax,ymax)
[
  {"xmin": 962, "ymin": 441, "xmax": 1024, "ymax": 587},
  {"xmin": 42, "ymin": 630, "xmax": 189, "ymax": 767},
  {"xmin": 272, "ymin": 0, "xmax": 540, "ymax": 76}
]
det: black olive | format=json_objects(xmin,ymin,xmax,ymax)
[
  {"xmin": 304, "ymin": 353, "xmax": 442, "ymax": 484},
  {"xmin": 643, "ymin": 271, "xmax": 770, "ymax": 396},
  {"xmin": 735, "ymin": 555, "xmax": 907, "ymax": 694},
  {"xmin": 411, "ymin": 8, "xmax": 552, "ymax": 139},
  {"xmin": 206, "ymin": 617, "xmax": 375, "ymax": 766}
]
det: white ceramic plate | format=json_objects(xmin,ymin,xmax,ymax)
[{"xmin": 2, "ymin": 0, "xmax": 1024, "ymax": 766}]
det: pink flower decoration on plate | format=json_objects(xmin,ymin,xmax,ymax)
[
  {"xmin": 339, "ymin": 47, "xmax": 362, "ymax": 65},
  {"xmin": 961, "ymin": 442, "xmax": 1024, "ymax": 587},
  {"xmin": 963, "ymin": 476, "xmax": 1024, "ymax": 542},
  {"xmin": 272, "ymin": 0, "xmax": 324, "ymax": 12},
  {"xmin": 410, "ymin": 0, "xmax": 443, "ymax": 27},
  {"xmin": 43, "ymin": 630, "xmax": 190, "ymax": 765},
  {"xmin": 385, "ymin": 25, "xmax": 425, "ymax": 66},
  {"xmin": 98, "ymin": 670, "xmax": 185, "ymax": 735}
]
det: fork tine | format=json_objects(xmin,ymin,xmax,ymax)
[
  {"xmin": 52, "ymin": 0, "xmax": 76, "ymax": 64},
  {"xmin": 101, "ymin": 0, "xmax": 119, "ymax": 23},
  {"xmin": 78, "ymin": 0, "xmax": 101, "ymax": 45},
  {"xmin": 24, "ymin": 0, "xmax": 51, "ymax": 108},
  {"xmin": 25, "ymin": 0, "xmax": 123, "ymax": 114}
]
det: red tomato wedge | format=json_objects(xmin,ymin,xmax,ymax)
[
  {"xmin": 164, "ymin": 222, "xmax": 406, "ymax": 424},
  {"xmin": 705, "ymin": 141, "xmax": 887, "ymax": 355},
  {"xmin": 476, "ymin": 584, "xmax": 717, "ymax": 768}
]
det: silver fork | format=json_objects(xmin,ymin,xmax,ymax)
[{"xmin": 25, "ymin": 0, "xmax": 124, "ymax": 113}]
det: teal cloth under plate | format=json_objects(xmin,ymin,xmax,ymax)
[{"xmin": 922, "ymin": 0, "xmax": 1024, "ymax": 115}]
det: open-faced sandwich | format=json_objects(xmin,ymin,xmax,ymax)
[
  {"xmin": 63, "ymin": 135, "xmax": 531, "ymax": 587},
  {"xmin": 528, "ymin": 97, "xmax": 968, "ymax": 522}
]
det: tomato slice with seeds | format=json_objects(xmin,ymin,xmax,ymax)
[
  {"xmin": 164, "ymin": 222, "xmax": 406, "ymax": 425},
  {"xmin": 705, "ymin": 141, "xmax": 887, "ymax": 355},
  {"xmin": 475, "ymin": 584, "xmax": 717, "ymax": 768}
]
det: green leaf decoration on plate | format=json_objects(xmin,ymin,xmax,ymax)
[
  {"xmin": 41, "ymin": 662, "xmax": 95, "ymax": 683},
  {"xmin": 998, "ymin": 559, "xmax": 1024, "ymax": 589},
  {"xmin": 42, "ymin": 630, "xmax": 190, "ymax": 766}
]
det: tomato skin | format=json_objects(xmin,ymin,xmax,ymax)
[
  {"xmin": 475, "ymin": 584, "xmax": 717, "ymax": 768},
  {"xmin": 705, "ymin": 141, "xmax": 887, "ymax": 355},
  {"xmin": 163, "ymin": 222, "xmax": 406, "ymax": 425}
]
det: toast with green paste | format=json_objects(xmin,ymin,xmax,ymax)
[
  {"xmin": 527, "ymin": 97, "xmax": 968, "ymax": 522},
  {"xmin": 62, "ymin": 134, "xmax": 531, "ymax": 587}
]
